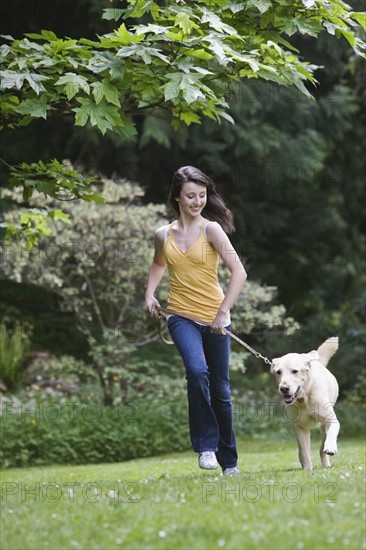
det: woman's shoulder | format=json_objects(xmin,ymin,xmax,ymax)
[
  {"xmin": 155, "ymin": 223, "xmax": 172, "ymax": 244},
  {"xmin": 204, "ymin": 220, "xmax": 226, "ymax": 240}
]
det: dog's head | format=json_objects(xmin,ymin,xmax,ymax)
[{"xmin": 270, "ymin": 350, "xmax": 319, "ymax": 405}]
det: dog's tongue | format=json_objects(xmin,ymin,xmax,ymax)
[
  {"xmin": 284, "ymin": 386, "xmax": 300, "ymax": 404},
  {"xmin": 284, "ymin": 395, "xmax": 295, "ymax": 404}
]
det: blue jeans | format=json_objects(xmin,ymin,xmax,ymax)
[{"xmin": 167, "ymin": 315, "xmax": 238, "ymax": 469}]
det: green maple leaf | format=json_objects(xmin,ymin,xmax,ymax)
[
  {"xmin": 180, "ymin": 74, "xmax": 205, "ymax": 104},
  {"xmin": 114, "ymin": 112, "xmax": 137, "ymax": 137},
  {"xmin": 164, "ymin": 73, "xmax": 182, "ymax": 102},
  {"xmin": 102, "ymin": 79, "xmax": 120, "ymax": 106},
  {"xmin": 0, "ymin": 70, "xmax": 48, "ymax": 93},
  {"xmin": 175, "ymin": 13, "xmax": 193, "ymax": 35},
  {"xmin": 179, "ymin": 111, "xmax": 201, "ymax": 125},
  {"xmin": 15, "ymin": 96, "xmax": 48, "ymax": 118},
  {"xmin": 102, "ymin": 8, "xmax": 124, "ymax": 21},
  {"xmin": 24, "ymin": 73, "xmax": 49, "ymax": 94},
  {"xmin": 246, "ymin": 0, "xmax": 272, "ymax": 13},
  {"xmin": 48, "ymin": 210, "xmax": 72, "ymax": 224},
  {"xmin": 56, "ymin": 73, "xmax": 90, "ymax": 100},
  {"xmin": 114, "ymin": 23, "xmax": 132, "ymax": 45},
  {"xmin": 73, "ymin": 98, "xmax": 122, "ymax": 134}
]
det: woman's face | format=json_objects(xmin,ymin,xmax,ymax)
[{"xmin": 176, "ymin": 182, "xmax": 207, "ymax": 217}]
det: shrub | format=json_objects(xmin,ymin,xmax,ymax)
[
  {"xmin": 24, "ymin": 354, "xmax": 98, "ymax": 386},
  {"xmin": 336, "ymin": 401, "xmax": 366, "ymax": 437},
  {"xmin": 0, "ymin": 322, "xmax": 31, "ymax": 391},
  {"xmin": 0, "ymin": 388, "xmax": 363, "ymax": 469},
  {"xmin": 344, "ymin": 371, "xmax": 366, "ymax": 408},
  {"xmin": 0, "ymin": 395, "xmax": 190, "ymax": 469}
]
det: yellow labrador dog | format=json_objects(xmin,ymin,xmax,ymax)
[{"xmin": 271, "ymin": 337, "xmax": 340, "ymax": 470}]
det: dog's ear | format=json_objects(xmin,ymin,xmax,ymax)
[
  {"xmin": 305, "ymin": 350, "xmax": 319, "ymax": 366},
  {"xmin": 270, "ymin": 358, "xmax": 278, "ymax": 374}
]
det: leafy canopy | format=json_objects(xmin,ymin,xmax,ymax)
[
  {"xmin": 0, "ymin": 0, "xmax": 365, "ymax": 243},
  {"xmin": 1, "ymin": 159, "xmax": 104, "ymax": 248},
  {"xmin": 1, "ymin": 0, "xmax": 365, "ymax": 134}
]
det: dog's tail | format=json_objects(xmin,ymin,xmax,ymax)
[{"xmin": 317, "ymin": 336, "xmax": 339, "ymax": 368}]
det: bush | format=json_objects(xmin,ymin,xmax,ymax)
[
  {"xmin": 24, "ymin": 354, "xmax": 98, "ymax": 386},
  {"xmin": 343, "ymin": 371, "xmax": 366, "ymax": 408},
  {"xmin": 232, "ymin": 395, "xmax": 366, "ymax": 440},
  {"xmin": 0, "ymin": 322, "xmax": 31, "ymax": 391},
  {"xmin": 0, "ymin": 395, "xmax": 190, "ymax": 469},
  {"xmin": 0, "ymin": 388, "xmax": 364, "ymax": 469},
  {"xmin": 336, "ymin": 401, "xmax": 366, "ymax": 437}
]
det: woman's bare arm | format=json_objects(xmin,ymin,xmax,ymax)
[
  {"xmin": 144, "ymin": 226, "xmax": 167, "ymax": 317},
  {"xmin": 206, "ymin": 222, "xmax": 247, "ymax": 333}
]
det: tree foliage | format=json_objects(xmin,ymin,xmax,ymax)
[
  {"xmin": 1, "ymin": 0, "xmax": 365, "ymax": 134},
  {"xmin": 1, "ymin": 158, "xmax": 104, "ymax": 248},
  {"xmin": 0, "ymin": 0, "xmax": 365, "ymax": 242}
]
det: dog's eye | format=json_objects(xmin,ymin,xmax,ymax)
[
  {"xmin": 292, "ymin": 369, "xmax": 299, "ymax": 374},
  {"xmin": 276, "ymin": 370, "xmax": 282, "ymax": 375}
]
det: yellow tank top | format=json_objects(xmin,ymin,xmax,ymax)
[{"xmin": 163, "ymin": 221, "xmax": 229, "ymax": 324}]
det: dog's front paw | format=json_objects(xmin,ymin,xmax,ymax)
[{"xmin": 324, "ymin": 441, "xmax": 338, "ymax": 455}]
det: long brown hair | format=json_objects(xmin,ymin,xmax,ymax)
[{"xmin": 168, "ymin": 166, "xmax": 235, "ymax": 234}]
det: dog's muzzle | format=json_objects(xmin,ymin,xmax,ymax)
[{"xmin": 283, "ymin": 386, "xmax": 301, "ymax": 405}]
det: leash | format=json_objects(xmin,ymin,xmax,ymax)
[{"xmin": 156, "ymin": 306, "xmax": 273, "ymax": 366}]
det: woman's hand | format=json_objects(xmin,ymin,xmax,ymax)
[
  {"xmin": 211, "ymin": 309, "xmax": 227, "ymax": 334},
  {"xmin": 144, "ymin": 295, "xmax": 161, "ymax": 318}
]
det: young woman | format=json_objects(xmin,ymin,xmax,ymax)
[{"xmin": 144, "ymin": 166, "xmax": 247, "ymax": 475}]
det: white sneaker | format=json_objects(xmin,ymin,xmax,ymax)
[
  {"xmin": 222, "ymin": 466, "xmax": 240, "ymax": 476},
  {"xmin": 198, "ymin": 451, "xmax": 219, "ymax": 470}
]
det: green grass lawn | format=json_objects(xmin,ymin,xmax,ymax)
[{"xmin": 1, "ymin": 438, "xmax": 365, "ymax": 550}]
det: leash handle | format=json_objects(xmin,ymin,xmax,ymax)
[{"xmin": 156, "ymin": 306, "xmax": 273, "ymax": 366}]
